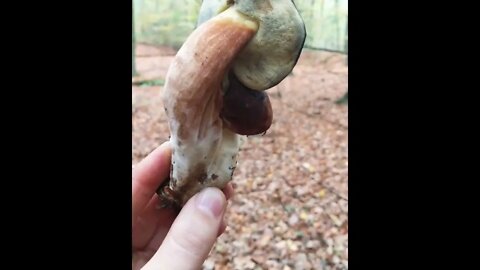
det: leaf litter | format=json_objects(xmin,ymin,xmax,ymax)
[{"xmin": 133, "ymin": 45, "xmax": 348, "ymax": 270}]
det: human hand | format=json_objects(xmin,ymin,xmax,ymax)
[{"xmin": 132, "ymin": 141, "xmax": 234, "ymax": 269}]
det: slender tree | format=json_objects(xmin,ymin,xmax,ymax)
[
  {"xmin": 345, "ymin": 16, "xmax": 348, "ymax": 65},
  {"xmin": 336, "ymin": 16, "xmax": 348, "ymax": 105},
  {"xmin": 132, "ymin": 0, "xmax": 137, "ymax": 77}
]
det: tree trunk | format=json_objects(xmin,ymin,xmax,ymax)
[
  {"xmin": 344, "ymin": 16, "xmax": 348, "ymax": 64},
  {"xmin": 132, "ymin": 0, "xmax": 137, "ymax": 77},
  {"xmin": 335, "ymin": 15, "xmax": 348, "ymax": 105}
]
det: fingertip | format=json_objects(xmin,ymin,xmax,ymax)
[
  {"xmin": 217, "ymin": 217, "xmax": 227, "ymax": 237},
  {"xmin": 195, "ymin": 187, "xmax": 227, "ymax": 218},
  {"xmin": 133, "ymin": 140, "xmax": 172, "ymax": 180},
  {"xmin": 152, "ymin": 140, "xmax": 172, "ymax": 159},
  {"xmin": 222, "ymin": 183, "xmax": 235, "ymax": 201},
  {"xmin": 132, "ymin": 140, "xmax": 174, "ymax": 226},
  {"xmin": 146, "ymin": 188, "xmax": 227, "ymax": 269}
]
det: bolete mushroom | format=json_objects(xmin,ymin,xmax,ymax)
[{"xmin": 158, "ymin": 0, "xmax": 306, "ymax": 209}]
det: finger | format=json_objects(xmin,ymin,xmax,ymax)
[
  {"xmin": 143, "ymin": 188, "xmax": 226, "ymax": 270},
  {"xmin": 133, "ymin": 195, "xmax": 176, "ymax": 249},
  {"xmin": 222, "ymin": 183, "xmax": 235, "ymax": 201},
  {"xmin": 132, "ymin": 141, "xmax": 172, "ymax": 226},
  {"xmin": 217, "ymin": 217, "xmax": 227, "ymax": 237},
  {"xmin": 136, "ymin": 183, "xmax": 233, "ymax": 250}
]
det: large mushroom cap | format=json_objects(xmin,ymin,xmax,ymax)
[
  {"xmin": 196, "ymin": 0, "xmax": 230, "ymax": 26},
  {"xmin": 232, "ymin": 0, "xmax": 306, "ymax": 90},
  {"xmin": 197, "ymin": 0, "xmax": 306, "ymax": 91}
]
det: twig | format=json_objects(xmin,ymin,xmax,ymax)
[
  {"xmin": 319, "ymin": 182, "xmax": 348, "ymax": 201},
  {"xmin": 136, "ymin": 53, "xmax": 176, "ymax": 57},
  {"xmin": 250, "ymin": 257, "xmax": 267, "ymax": 269},
  {"xmin": 303, "ymin": 45, "xmax": 348, "ymax": 55},
  {"xmin": 132, "ymin": 78, "xmax": 165, "ymax": 86}
]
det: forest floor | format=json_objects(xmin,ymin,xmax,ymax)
[{"xmin": 132, "ymin": 43, "xmax": 348, "ymax": 270}]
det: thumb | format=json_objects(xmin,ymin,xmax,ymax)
[{"xmin": 143, "ymin": 187, "xmax": 227, "ymax": 270}]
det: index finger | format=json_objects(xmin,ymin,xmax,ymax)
[{"xmin": 132, "ymin": 141, "xmax": 172, "ymax": 226}]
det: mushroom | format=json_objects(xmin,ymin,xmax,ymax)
[{"xmin": 158, "ymin": 0, "xmax": 306, "ymax": 208}]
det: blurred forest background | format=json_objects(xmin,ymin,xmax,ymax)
[
  {"xmin": 133, "ymin": 0, "xmax": 347, "ymax": 51},
  {"xmin": 132, "ymin": 0, "xmax": 348, "ymax": 269}
]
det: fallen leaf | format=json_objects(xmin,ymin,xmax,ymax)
[
  {"xmin": 288, "ymin": 214, "xmax": 299, "ymax": 226},
  {"xmin": 302, "ymin": 162, "xmax": 316, "ymax": 172},
  {"xmin": 300, "ymin": 211, "xmax": 309, "ymax": 221},
  {"xmin": 328, "ymin": 214, "xmax": 343, "ymax": 227}
]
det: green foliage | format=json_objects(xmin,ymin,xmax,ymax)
[
  {"xmin": 296, "ymin": 0, "xmax": 348, "ymax": 51},
  {"xmin": 335, "ymin": 91, "xmax": 348, "ymax": 105},
  {"xmin": 139, "ymin": 79, "xmax": 165, "ymax": 87},
  {"xmin": 133, "ymin": 0, "xmax": 347, "ymax": 52},
  {"xmin": 134, "ymin": 0, "xmax": 200, "ymax": 49}
]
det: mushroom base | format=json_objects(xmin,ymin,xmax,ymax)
[{"xmin": 156, "ymin": 129, "xmax": 245, "ymax": 210}]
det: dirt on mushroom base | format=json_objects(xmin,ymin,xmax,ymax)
[{"xmin": 133, "ymin": 44, "xmax": 348, "ymax": 270}]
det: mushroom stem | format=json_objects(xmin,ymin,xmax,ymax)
[{"xmin": 160, "ymin": 8, "xmax": 258, "ymax": 207}]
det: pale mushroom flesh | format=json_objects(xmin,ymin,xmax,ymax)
[{"xmin": 157, "ymin": 1, "xmax": 306, "ymax": 208}]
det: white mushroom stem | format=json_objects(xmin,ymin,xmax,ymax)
[{"xmin": 160, "ymin": 8, "xmax": 258, "ymax": 207}]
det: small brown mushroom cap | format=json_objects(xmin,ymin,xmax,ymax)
[{"xmin": 220, "ymin": 71, "xmax": 273, "ymax": 135}]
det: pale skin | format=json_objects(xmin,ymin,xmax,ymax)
[{"xmin": 132, "ymin": 141, "xmax": 234, "ymax": 270}]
